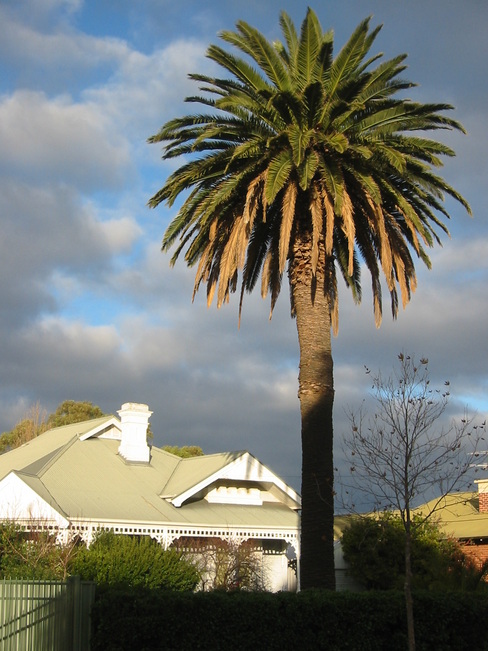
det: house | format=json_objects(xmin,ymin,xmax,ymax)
[
  {"xmin": 0, "ymin": 402, "xmax": 300, "ymax": 592},
  {"xmin": 414, "ymin": 480, "xmax": 488, "ymax": 571},
  {"xmin": 330, "ymin": 478, "xmax": 488, "ymax": 589}
]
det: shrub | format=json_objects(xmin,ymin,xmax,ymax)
[
  {"xmin": 341, "ymin": 513, "xmax": 488, "ymax": 591},
  {"xmin": 69, "ymin": 531, "xmax": 199, "ymax": 590},
  {"xmin": 0, "ymin": 521, "xmax": 76, "ymax": 580}
]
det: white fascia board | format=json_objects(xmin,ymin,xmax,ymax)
[
  {"xmin": 170, "ymin": 452, "xmax": 301, "ymax": 508},
  {"xmin": 0, "ymin": 472, "xmax": 69, "ymax": 527},
  {"xmin": 79, "ymin": 417, "xmax": 121, "ymax": 441}
]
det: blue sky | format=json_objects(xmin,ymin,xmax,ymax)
[{"xmin": 0, "ymin": 0, "xmax": 487, "ymax": 498}]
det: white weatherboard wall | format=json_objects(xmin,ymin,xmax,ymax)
[{"xmin": 0, "ymin": 472, "xmax": 69, "ymax": 527}]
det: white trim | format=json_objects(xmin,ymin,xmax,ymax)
[
  {"xmin": 170, "ymin": 452, "xmax": 301, "ymax": 508},
  {"xmin": 79, "ymin": 417, "xmax": 121, "ymax": 441},
  {"xmin": 206, "ymin": 486, "xmax": 263, "ymax": 505},
  {"xmin": 0, "ymin": 472, "xmax": 70, "ymax": 528},
  {"xmin": 67, "ymin": 516, "xmax": 300, "ymax": 549}
]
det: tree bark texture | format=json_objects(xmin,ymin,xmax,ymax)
[{"xmin": 289, "ymin": 233, "xmax": 335, "ymax": 590}]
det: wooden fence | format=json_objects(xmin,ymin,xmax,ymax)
[{"xmin": 0, "ymin": 577, "xmax": 96, "ymax": 651}]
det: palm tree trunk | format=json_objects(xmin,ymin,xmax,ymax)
[{"xmin": 289, "ymin": 234, "xmax": 335, "ymax": 590}]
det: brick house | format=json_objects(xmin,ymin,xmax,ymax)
[{"xmin": 416, "ymin": 481, "xmax": 488, "ymax": 570}]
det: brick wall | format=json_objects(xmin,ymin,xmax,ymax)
[
  {"xmin": 479, "ymin": 492, "xmax": 488, "ymax": 514},
  {"xmin": 462, "ymin": 541, "xmax": 488, "ymax": 571}
]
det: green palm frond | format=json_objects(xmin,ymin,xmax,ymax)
[
  {"xmin": 206, "ymin": 46, "xmax": 270, "ymax": 92},
  {"xmin": 265, "ymin": 151, "xmax": 293, "ymax": 203},
  {"xmin": 149, "ymin": 7, "xmax": 469, "ymax": 326},
  {"xmin": 295, "ymin": 8, "xmax": 322, "ymax": 89},
  {"xmin": 325, "ymin": 17, "xmax": 372, "ymax": 100},
  {"xmin": 220, "ymin": 21, "xmax": 290, "ymax": 90},
  {"xmin": 278, "ymin": 11, "xmax": 298, "ymax": 65}
]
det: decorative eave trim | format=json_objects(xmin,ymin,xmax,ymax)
[{"xmin": 68, "ymin": 516, "xmax": 300, "ymax": 547}]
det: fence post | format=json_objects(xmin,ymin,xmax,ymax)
[{"xmin": 68, "ymin": 575, "xmax": 81, "ymax": 651}]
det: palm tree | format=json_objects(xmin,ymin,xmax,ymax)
[{"xmin": 148, "ymin": 9, "xmax": 470, "ymax": 590}]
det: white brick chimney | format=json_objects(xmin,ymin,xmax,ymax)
[{"xmin": 117, "ymin": 402, "xmax": 152, "ymax": 464}]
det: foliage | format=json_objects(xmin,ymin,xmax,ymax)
[
  {"xmin": 0, "ymin": 524, "xmax": 200, "ymax": 590},
  {"xmin": 0, "ymin": 399, "xmax": 107, "ymax": 453},
  {"xmin": 0, "ymin": 521, "xmax": 78, "ymax": 580},
  {"xmin": 211, "ymin": 539, "xmax": 268, "ymax": 591},
  {"xmin": 162, "ymin": 445, "xmax": 204, "ymax": 458},
  {"xmin": 91, "ymin": 588, "xmax": 488, "ymax": 651},
  {"xmin": 0, "ymin": 402, "xmax": 48, "ymax": 453},
  {"xmin": 46, "ymin": 399, "xmax": 105, "ymax": 428},
  {"xmin": 70, "ymin": 531, "xmax": 199, "ymax": 591},
  {"xmin": 341, "ymin": 514, "xmax": 488, "ymax": 591},
  {"xmin": 148, "ymin": 7, "xmax": 470, "ymax": 590},
  {"xmin": 149, "ymin": 10, "xmax": 469, "ymax": 322}
]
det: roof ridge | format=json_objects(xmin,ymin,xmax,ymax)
[
  {"xmin": 178, "ymin": 450, "xmax": 245, "ymax": 462},
  {"xmin": 157, "ymin": 453, "xmax": 183, "ymax": 495},
  {"xmin": 45, "ymin": 414, "xmax": 114, "ymax": 434},
  {"xmin": 33, "ymin": 435, "xmax": 79, "ymax": 478},
  {"xmin": 154, "ymin": 449, "xmax": 245, "ymax": 495}
]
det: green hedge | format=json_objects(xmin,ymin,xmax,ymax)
[{"xmin": 91, "ymin": 588, "xmax": 488, "ymax": 651}]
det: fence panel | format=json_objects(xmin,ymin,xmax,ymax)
[{"xmin": 0, "ymin": 577, "xmax": 96, "ymax": 651}]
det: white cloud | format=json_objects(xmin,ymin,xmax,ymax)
[
  {"xmin": 0, "ymin": 180, "xmax": 139, "ymax": 273},
  {"xmin": 428, "ymin": 237, "xmax": 488, "ymax": 277},
  {"xmin": 0, "ymin": 178, "xmax": 143, "ymax": 336},
  {"xmin": 96, "ymin": 215, "xmax": 142, "ymax": 253},
  {"xmin": 0, "ymin": 90, "xmax": 131, "ymax": 190},
  {"xmin": 0, "ymin": 4, "xmax": 129, "ymax": 77},
  {"xmin": 83, "ymin": 39, "xmax": 209, "ymax": 139}
]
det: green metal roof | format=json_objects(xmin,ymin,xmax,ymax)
[
  {"xmin": 331, "ymin": 492, "xmax": 488, "ymax": 542},
  {"xmin": 414, "ymin": 492, "xmax": 488, "ymax": 540},
  {"xmin": 0, "ymin": 417, "xmax": 112, "ymax": 478},
  {"xmin": 159, "ymin": 451, "xmax": 244, "ymax": 498},
  {"xmin": 0, "ymin": 416, "xmax": 299, "ymax": 532}
]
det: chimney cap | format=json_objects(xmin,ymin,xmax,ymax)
[{"xmin": 119, "ymin": 402, "xmax": 152, "ymax": 414}]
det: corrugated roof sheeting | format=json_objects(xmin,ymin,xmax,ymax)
[{"xmin": 0, "ymin": 415, "xmax": 300, "ymax": 533}]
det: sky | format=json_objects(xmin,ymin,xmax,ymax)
[{"xmin": 1, "ymin": 0, "xmax": 487, "ymax": 502}]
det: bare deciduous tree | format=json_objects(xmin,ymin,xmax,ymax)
[
  {"xmin": 0, "ymin": 519, "xmax": 81, "ymax": 580},
  {"xmin": 173, "ymin": 537, "xmax": 269, "ymax": 591},
  {"xmin": 0, "ymin": 402, "xmax": 48, "ymax": 453},
  {"xmin": 341, "ymin": 353, "xmax": 485, "ymax": 651}
]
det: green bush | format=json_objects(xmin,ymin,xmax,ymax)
[
  {"xmin": 69, "ymin": 531, "xmax": 199, "ymax": 591},
  {"xmin": 341, "ymin": 513, "xmax": 488, "ymax": 591},
  {"xmin": 91, "ymin": 588, "xmax": 488, "ymax": 651},
  {"xmin": 0, "ymin": 522, "xmax": 71, "ymax": 579}
]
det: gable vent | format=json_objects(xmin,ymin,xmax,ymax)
[{"xmin": 206, "ymin": 486, "xmax": 262, "ymax": 506}]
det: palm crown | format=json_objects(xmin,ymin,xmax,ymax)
[{"xmin": 149, "ymin": 9, "xmax": 469, "ymax": 331}]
